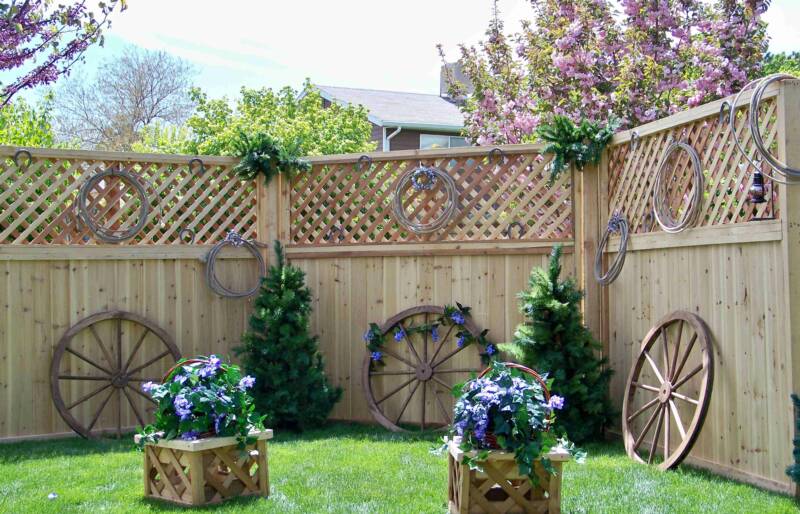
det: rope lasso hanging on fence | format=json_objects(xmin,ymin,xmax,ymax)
[
  {"xmin": 728, "ymin": 73, "xmax": 800, "ymax": 185},
  {"xmin": 594, "ymin": 212, "xmax": 629, "ymax": 285},
  {"xmin": 653, "ymin": 141, "xmax": 704, "ymax": 233},
  {"xmin": 391, "ymin": 165, "xmax": 458, "ymax": 234},
  {"xmin": 77, "ymin": 167, "xmax": 150, "ymax": 243},
  {"xmin": 204, "ymin": 230, "xmax": 267, "ymax": 298}
]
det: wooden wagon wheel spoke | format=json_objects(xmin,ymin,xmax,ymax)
[
  {"xmin": 66, "ymin": 383, "xmax": 113, "ymax": 410},
  {"xmin": 88, "ymin": 325, "xmax": 117, "ymax": 372},
  {"xmin": 122, "ymin": 386, "xmax": 146, "ymax": 427},
  {"xmin": 122, "ymin": 328, "xmax": 150, "ymax": 372},
  {"xmin": 362, "ymin": 305, "xmax": 487, "ymax": 433},
  {"xmin": 622, "ymin": 310, "xmax": 713, "ymax": 471},
  {"xmin": 51, "ymin": 311, "xmax": 180, "ymax": 439},
  {"xmin": 126, "ymin": 376, "xmax": 161, "ymax": 382},
  {"xmin": 64, "ymin": 346, "xmax": 113, "ymax": 376}
]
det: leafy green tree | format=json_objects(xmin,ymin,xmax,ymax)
[
  {"xmin": 0, "ymin": 95, "xmax": 56, "ymax": 147},
  {"xmin": 235, "ymin": 242, "xmax": 342, "ymax": 430},
  {"xmin": 762, "ymin": 52, "xmax": 800, "ymax": 77},
  {"xmin": 184, "ymin": 80, "xmax": 375, "ymax": 156},
  {"xmin": 131, "ymin": 121, "xmax": 193, "ymax": 154},
  {"xmin": 500, "ymin": 245, "xmax": 614, "ymax": 443}
]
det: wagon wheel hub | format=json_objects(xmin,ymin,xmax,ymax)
[
  {"xmin": 657, "ymin": 381, "xmax": 672, "ymax": 403},
  {"xmin": 110, "ymin": 372, "xmax": 129, "ymax": 388},
  {"xmin": 416, "ymin": 363, "xmax": 434, "ymax": 381}
]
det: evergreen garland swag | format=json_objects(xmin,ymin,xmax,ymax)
[
  {"xmin": 235, "ymin": 241, "xmax": 342, "ymax": 430},
  {"xmin": 499, "ymin": 245, "xmax": 614, "ymax": 443},
  {"xmin": 232, "ymin": 130, "xmax": 311, "ymax": 184}
]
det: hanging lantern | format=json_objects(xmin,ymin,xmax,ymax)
[{"xmin": 748, "ymin": 170, "xmax": 767, "ymax": 204}]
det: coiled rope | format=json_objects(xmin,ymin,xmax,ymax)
[
  {"xmin": 204, "ymin": 231, "xmax": 267, "ymax": 298},
  {"xmin": 77, "ymin": 167, "xmax": 150, "ymax": 243},
  {"xmin": 391, "ymin": 166, "xmax": 458, "ymax": 234},
  {"xmin": 594, "ymin": 212, "xmax": 629, "ymax": 285},
  {"xmin": 728, "ymin": 73, "xmax": 800, "ymax": 185},
  {"xmin": 653, "ymin": 141, "xmax": 704, "ymax": 233}
]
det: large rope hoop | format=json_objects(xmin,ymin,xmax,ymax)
[
  {"xmin": 391, "ymin": 166, "xmax": 458, "ymax": 234},
  {"xmin": 653, "ymin": 142, "xmax": 703, "ymax": 233},
  {"xmin": 594, "ymin": 212, "xmax": 629, "ymax": 286},
  {"xmin": 77, "ymin": 167, "xmax": 150, "ymax": 243},
  {"xmin": 204, "ymin": 231, "xmax": 266, "ymax": 298}
]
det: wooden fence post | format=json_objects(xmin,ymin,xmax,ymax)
[
  {"xmin": 256, "ymin": 174, "xmax": 292, "ymax": 262},
  {"xmin": 574, "ymin": 163, "xmax": 603, "ymax": 346},
  {"xmin": 779, "ymin": 79, "xmax": 800, "ymax": 497}
]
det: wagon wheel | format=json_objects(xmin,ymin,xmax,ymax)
[
  {"xmin": 362, "ymin": 305, "xmax": 486, "ymax": 432},
  {"xmin": 622, "ymin": 311, "xmax": 714, "ymax": 470},
  {"xmin": 50, "ymin": 310, "xmax": 181, "ymax": 438}
]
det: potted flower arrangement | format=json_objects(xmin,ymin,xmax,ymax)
[
  {"xmin": 445, "ymin": 361, "xmax": 583, "ymax": 514},
  {"xmin": 134, "ymin": 356, "xmax": 271, "ymax": 506}
]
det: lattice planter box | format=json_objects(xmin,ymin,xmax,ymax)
[
  {"xmin": 134, "ymin": 429, "xmax": 272, "ymax": 506},
  {"xmin": 447, "ymin": 439, "xmax": 570, "ymax": 514}
]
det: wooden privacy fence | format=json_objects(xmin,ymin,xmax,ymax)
[{"xmin": 1, "ymin": 80, "xmax": 799, "ymax": 495}]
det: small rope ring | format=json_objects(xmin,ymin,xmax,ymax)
[
  {"xmin": 488, "ymin": 148, "xmax": 506, "ymax": 163},
  {"xmin": 356, "ymin": 155, "xmax": 373, "ymax": 173},
  {"xmin": 323, "ymin": 225, "xmax": 345, "ymax": 242},
  {"xmin": 718, "ymin": 100, "xmax": 731, "ymax": 125},
  {"xmin": 653, "ymin": 142, "xmax": 704, "ymax": 233},
  {"xmin": 630, "ymin": 132, "xmax": 640, "ymax": 152},
  {"xmin": 77, "ymin": 167, "xmax": 149, "ymax": 243},
  {"xmin": 188, "ymin": 158, "xmax": 205, "ymax": 174},
  {"xmin": 13, "ymin": 149, "xmax": 32, "ymax": 169},
  {"xmin": 179, "ymin": 228, "xmax": 195, "ymax": 244},
  {"xmin": 392, "ymin": 166, "xmax": 458, "ymax": 234},
  {"xmin": 594, "ymin": 213, "xmax": 629, "ymax": 286},
  {"xmin": 204, "ymin": 232, "xmax": 266, "ymax": 298},
  {"xmin": 502, "ymin": 221, "xmax": 526, "ymax": 239}
]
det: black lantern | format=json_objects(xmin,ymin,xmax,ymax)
[{"xmin": 748, "ymin": 170, "xmax": 767, "ymax": 204}]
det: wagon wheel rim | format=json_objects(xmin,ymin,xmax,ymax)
[
  {"xmin": 622, "ymin": 310, "xmax": 714, "ymax": 470},
  {"xmin": 50, "ymin": 310, "xmax": 180, "ymax": 439},
  {"xmin": 362, "ymin": 305, "xmax": 485, "ymax": 432}
]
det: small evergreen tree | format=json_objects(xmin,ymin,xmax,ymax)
[
  {"xmin": 235, "ymin": 241, "xmax": 341, "ymax": 430},
  {"xmin": 500, "ymin": 245, "xmax": 614, "ymax": 443}
]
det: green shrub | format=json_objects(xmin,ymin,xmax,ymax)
[
  {"xmin": 500, "ymin": 245, "xmax": 614, "ymax": 443},
  {"xmin": 235, "ymin": 241, "xmax": 342, "ymax": 430}
]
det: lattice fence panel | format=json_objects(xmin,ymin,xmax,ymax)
[
  {"xmin": 0, "ymin": 152, "xmax": 256, "ymax": 245},
  {"xmin": 608, "ymin": 96, "xmax": 779, "ymax": 233},
  {"xmin": 290, "ymin": 151, "xmax": 573, "ymax": 245}
]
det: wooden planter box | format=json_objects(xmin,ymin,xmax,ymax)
[
  {"xmin": 447, "ymin": 439, "xmax": 570, "ymax": 514},
  {"xmin": 134, "ymin": 429, "xmax": 273, "ymax": 506}
]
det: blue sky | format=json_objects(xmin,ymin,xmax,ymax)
[{"xmin": 17, "ymin": 0, "xmax": 800, "ymax": 101}]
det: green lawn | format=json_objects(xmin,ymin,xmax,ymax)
[{"xmin": 0, "ymin": 423, "xmax": 796, "ymax": 513}]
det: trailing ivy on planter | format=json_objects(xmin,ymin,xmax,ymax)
[
  {"xmin": 232, "ymin": 130, "xmax": 311, "ymax": 184},
  {"xmin": 536, "ymin": 115, "xmax": 620, "ymax": 183}
]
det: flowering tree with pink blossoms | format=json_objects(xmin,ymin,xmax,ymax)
[
  {"xmin": 0, "ymin": 0, "xmax": 127, "ymax": 106},
  {"xmin": 443, "ymin": 0, "xmax": 769, "ymax": 144}
]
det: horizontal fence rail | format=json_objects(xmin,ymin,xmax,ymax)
[{"xmin": 291, "ymin": 147, "xmax": 573, "ymax": 247}]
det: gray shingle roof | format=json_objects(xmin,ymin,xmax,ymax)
[{"xmin": 315, "ymin": 85, "xmax": 464, "ymax": 130}]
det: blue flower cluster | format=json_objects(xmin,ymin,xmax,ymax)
[
  {"xmin": 393, "ymin": 328, "xmax": 405, "ymax": 342},
  {"xmin": 450, "ymin": 311, "xmax": 465, "ymax": 325},
  {"xmin": 431, "ymin": 326, "xmax": 439, "ymax": 343}
]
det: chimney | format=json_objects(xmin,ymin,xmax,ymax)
[{"xmin": 440, "ymin": 62, "xmax": 474, "ymax": 102}]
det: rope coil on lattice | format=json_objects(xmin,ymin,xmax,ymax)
[
  {"xmin": 594, "ymin": 212, "xmax": 629, "ymax": 286},
  {"xmin": 502, "ymin": 220, "xmax": 526, "ymax": 239},
  {"xmin": 653, "ymin": 141, "xmax": 703, "ymax": 233},
  {"xmin": 204, "ymin": 230, "xmax": 267, "ymax": 298},
  {"xmin": 77, "ymin": 167, "xmax": 150, "ymax": 243},
  {"xmin": 391, "ymin": 165, "xmax": 458, "ymax": 234},
  {"xmin": 728, "ymin": 73, "xmax": 800, "ymax": 185}
]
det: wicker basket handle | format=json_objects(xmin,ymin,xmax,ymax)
[
  {"xmin": 162, "ymin": 358, "xmax": 209, "ymax": 383},
  {"xmin": 478, "ymin": 362, "xmax": 551, "ymax": 402}
]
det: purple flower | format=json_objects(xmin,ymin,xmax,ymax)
[
  {"xmin": 173, "ymin": 394, "xmax": 193, "ymax": 420},
  {"xmin": 394, "ymin": 328, "xmax": 405, "ymax": 342},
  {"xmin": 485, "ymin": 344, "xmax": 497, "ymax": 356},
  {"xmin": 548, "ymin": 395, "xmax": 565, "ymax": 410},
  {"xmin": 173, "ymin": 373, "xmax": 187, "ymax": 385},
  {"xmin": 450, "ymin": 312, "xmax": 465, "ymax": 325},
  {"xmin": 371, "ymin": 351, "xmax": 383, "ymax": 362},
  {"xmin": 363, "ymin": 329, "xmax": 374, "ymax": 342},
  {"xmin": 239, "ymin": 375, "xmax": 256, "ymax": 390},
  {"xmin": 213, "ymin": 414, "xmax": 225, "ymax": 433},
  {"xmin": 141, "ymin": 381, "xmax": 158, "ymax": 394},
  {"xmin": 456, "ymin": 334, "xmax": 467, "ymax": 348},
  {"xmin": 181, "ymin": 430, "xmax": 200, "ymax": 441},
  {"xmin": 431, "ymin": 326, "xmax": 439, "ymax": 343},
  {"xmin": 199, "ymin": 355, "xmax": 221, "ymax": 378}
]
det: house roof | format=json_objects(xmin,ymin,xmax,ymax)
[{"xmin": 315, "ymin": 85, "xmax": 464, "ymax": 132}]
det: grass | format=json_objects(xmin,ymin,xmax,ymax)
[{"xmin": 0, "ymin": 423, "xmax": 796, "ymax": 513}]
